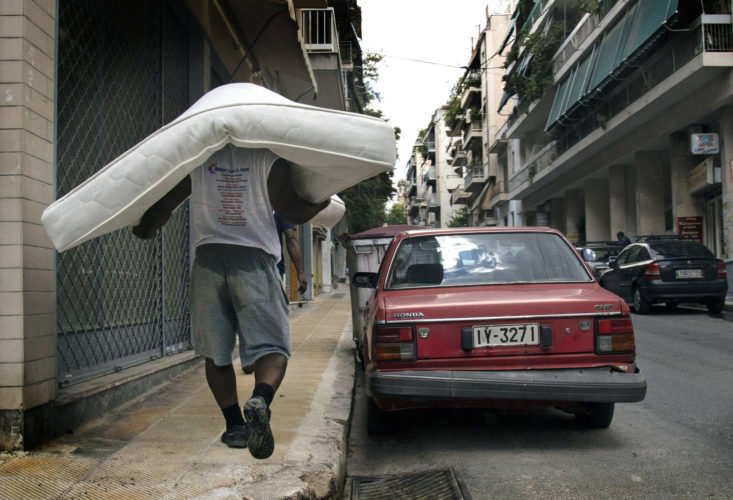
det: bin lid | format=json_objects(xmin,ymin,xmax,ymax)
[{"xmin": 346, "ymin": 225, "xmax": 423, "ymax": 242}]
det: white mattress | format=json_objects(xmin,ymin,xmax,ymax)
[{"xmin": 42, "ymin": 83, "xmax": 396, "ymax": 252}]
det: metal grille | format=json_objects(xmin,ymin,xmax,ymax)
[{"xmin": 56, "ymin": 0, "xmax": 191, "ymax": 385}]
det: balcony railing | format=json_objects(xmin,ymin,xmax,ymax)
[
  {"xmin": 301, "ymin": 8, "xmax": 339, "ymax": 53},
  {"xmin": 464, "ymin": 165, "xmax": 485, "ymax": 190},
  {"xmin": 556, "ymin": 16, "xmax": 733, "ymax": 156},
  {"xmin": 509, "ymin": 142, "xmax": 557, "ymax": 192}
]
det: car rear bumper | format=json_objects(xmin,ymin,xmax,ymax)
[
  {"xmin": 642, "ymin": 281, "xmax": 728, "ymax": 302},
  {"xmin": 367, "ymin": 367, "xmax": 647, "ymax": 404}
]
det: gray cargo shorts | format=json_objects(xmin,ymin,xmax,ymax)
[{"xmin": 190, "ymin": 243, "xmax": 290, "ymax": 367}]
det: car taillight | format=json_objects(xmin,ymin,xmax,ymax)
[
  {"xmin": 596, "ymin": 318, "xmax": 635, "ymax": 354},
  {"xmin": 373, "ymin": 325, "xmax": 415, "ymax": 361},
  {"xmin": 718, "ymin": 261, "xmax": 727, "ymax": 279},
  {"xmin": 644, "ymin": 262, "xmax": 661, "ymax": 280}
]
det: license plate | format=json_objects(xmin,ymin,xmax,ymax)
[
  {"xmin": 676, "ymin": 269, "xmax": 703, "ymax": 279},
  {"xmin": 472, "ymin": 323, "xmax": 540, "ymax": 348}
]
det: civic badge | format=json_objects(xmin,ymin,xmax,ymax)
[{"xmin": 594, "ymin": 304, "xmax": 613, "ymax": 311}]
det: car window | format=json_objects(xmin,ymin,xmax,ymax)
[
  {"xmin": 614, "ymin": 247, "xmax": 632, "ymax": 266},
  {"xmin": 650, "ymin": 242, "xmax": 713, "ymax": 259},
  {"xmin": 636, "ymin": 247, "xmax": 650, "ymax": 261},
  {"xmin": 624, "ymin": 246, "xmax": 643, "ymax": 264},
  {"xmin": 581, "ymin": 247, "xmax": 618, "ymax": 262},
  {"xmin": 385, "ymin": 232, "xmax": 592, "ymax": 289}
]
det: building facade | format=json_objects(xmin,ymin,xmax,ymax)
[
  {"xmin": 494, "ymin": 0, "xmax": 733, "ymax": 261},
  {"xmin": 0, "ymin": 0, "xmax": 363, "ymax": 449}
]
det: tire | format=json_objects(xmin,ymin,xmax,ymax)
[
  {"xmin": 706, "ymin": 297, "xmax": 725, "ymax": 314},
  {"xmin": 633, "ymin": 287, "xmax": 650, "ymax": 314},
  {"xmin": 576, "ymin": 402, "xmax": 615, "ymax": 429},
  {"xmin": 366, "ymin": 397, "xmax": 390, "ymax": 436}
]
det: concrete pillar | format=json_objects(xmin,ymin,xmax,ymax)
[
  {"xmin": 549, "ymin": 198, "xmax": 564, "ymax": 232},
  {"xmin": 564, "ymin": 189, "xmax": 582, "ymax": 243},
  {"xmin": 635, "ymin": 151, "xmax": 666, "ymax": 236},
  {"xmin": 321, "ymin": 228, "xmax": 333, "ymax": 293},
  {"xmin": 0, "ymin": 1, "xmax": 57, "ymax": 449},
  {"xmin": 609, "ymin": 165, "xmax": 627, "ymax": 238},
  {"xmin": 670, "ymin": 132, "xmax": 703, "ymax": 221},
  {"xmin": 719, "ymin": 106, "xmax": 733, "ymax": 260},
  {"xmin": 584, "ymin": 179, "xmax": 610, "ymax": 241}
]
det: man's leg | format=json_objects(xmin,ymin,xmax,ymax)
[
  {"xmin": 243, "ymin": 353, "xmax": 287, "ymax": 459},
  {"xmin": 205, "ymin": 358, "xmax": 248, "ymax": 448}
]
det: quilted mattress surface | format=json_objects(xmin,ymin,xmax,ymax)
[{"xmin": 42, "ymin": 83, "xmax": 396, "ymax": 252}]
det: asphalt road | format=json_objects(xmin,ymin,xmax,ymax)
[{"xmin": 344, "ymin": 306, "xmax": 733, "ymax": 499}]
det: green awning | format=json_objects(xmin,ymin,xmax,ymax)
[
  {"xmin": 545, "ymin": 75, "xmax": 572, "ymax": 130},
  {"xmin": 623, "ymin": 0, "xmax": 678, "ymax": 63},
  {"xmin": 498, "ymin": 5, "xmax": 521, "ymax": 55},
  {"xmin": 545, "ymin": 0, "xmax": 679, "ymax": 131},
  {"xmin": 498, "ymin": 90, "xmax": 512, "ymax": 112}
]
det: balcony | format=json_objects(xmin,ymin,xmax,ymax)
[
  {"xmin": 460, "ymin": 83, "xmax": 481, "ymax": 109},
  {"xmin": 450, "ymin": 187, "xmax": 470, "ymax": 205},
  {"xmin": 464, "ymin": 164, "xmax": 486, "ymax": 193},
  {"xmin": 425, "ymin": 166, "xmax": 437, "ymax": 186},
  {"xmin": 450, "ymin": 149, "xmax": 466, "ymax": 168},
  {"xmin": 508, "ymin": 142, "xmax": 557, "ymax": 193},
  {"xmin": 487, "ymin": 181, "xmax": 510, "ymax": 208},
  {"xmin": 463, "ymin": 117, "xmax": 483, "ymax": 148},
  {"xmin": 427, "ymin": 192, "xmax": 439, "ymax": 212},
  {"xmin": 301, "ymin": 8, "xmax": 338, "ymax": 53}
]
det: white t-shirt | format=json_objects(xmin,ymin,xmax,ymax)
[{"xmin": 190, "ymin": 145, "xmax": 281, "ymax": 260}]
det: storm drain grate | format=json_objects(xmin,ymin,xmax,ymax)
[{"xmin": 350, "ymin": 467, "xmax": 469, "ymax": 500}]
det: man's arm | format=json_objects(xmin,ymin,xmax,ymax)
[
  {"xmin": 132, "ymin": 176, "xmax": 192, "ymax": 239},
  {"xmin": 283, "ymin": 227, "xmax": 307, "ymax": 293},
  {"xmin": 268, "ymin": 159, "xmax": 329, "ymax": 224}
]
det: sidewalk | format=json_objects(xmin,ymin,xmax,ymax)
[{"xmin": 0, "ymin": 289, "xmax": 355, "ymax": 500}]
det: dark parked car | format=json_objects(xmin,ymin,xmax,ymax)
[
  {"xmin": 352, "ymin": 227, "xmax": 646, "ymax": 434},
  {"xmin": 576, "ymin": 241, "xmax": 622, "ymax": 279},
  {"xmin": 599, "ymin": 235, "xmax": 728, "ymax": 314}
]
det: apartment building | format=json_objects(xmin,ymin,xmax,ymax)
[
  {"xmin": 0, "ymin": 0, "xmax": 364, "ymax": 449},
  {"xmin": 403, "ymin": 6, "xmax": 514, "ymax": 227},
  {"xmin": 490, "ymin": 0, "xmax": 733, "ymax": 261}
]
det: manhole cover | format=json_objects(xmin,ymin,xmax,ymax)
[{"xmin": 350, "ymin": 467, "xmax": 469, "ymax": 499}]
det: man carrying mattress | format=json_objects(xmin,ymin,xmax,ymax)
[{"xmin": 132, "ymin": 145, "xmax": 329, "ymax": 459}]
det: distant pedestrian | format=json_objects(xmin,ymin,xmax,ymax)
[
  {"xmin": 616, "ymin": 231, "xmax": 631, "ymax": 247},
  {"xmin": 133, "ymin": 145, "xmax": 329, "ymax": 459}
]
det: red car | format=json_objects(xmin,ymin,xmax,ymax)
[{"xmin": 352, "ymin": 227, "xmax": 646, "ymax": 434}]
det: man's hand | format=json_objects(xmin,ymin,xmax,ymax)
[
  {"xmin": 132, "ymin": 176, "xmax": 191, "ymax": 239},
  {"xmin": 296, "ymin": 270, "xmax": 308, "ymax": 294}
]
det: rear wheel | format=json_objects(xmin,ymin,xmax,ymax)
[
  {"xmin": 706, "ymin": 297, "xmax": 725, "ymax": 314},
  {"xmin": 576, "ymin": 402, "xmax": 615, "ymax": 429},
  {"xmin": 633, "ymin": 287, "xmax": 650, "ymax": 314},
  {"xmin": 366, "ymin": 397, "xmax": 390, "ymax": 435}
]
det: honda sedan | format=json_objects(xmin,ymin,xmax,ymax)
[{"xmin": 352, "ymin": 227, "xmax": 646, "ymax": 434}]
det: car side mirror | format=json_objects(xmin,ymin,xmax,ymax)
[{"xmin": 352, "ymin": 272, "xmax": 378, "ymax": 288}]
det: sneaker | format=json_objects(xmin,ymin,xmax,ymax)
[
  {"xmin": 220, "ymin": 424, "xmax": 249, "ymax": 448},
  {"xmin": 243, "ymin": 396, "xmax": 274, "ymax": 459}
]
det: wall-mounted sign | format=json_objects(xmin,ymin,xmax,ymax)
[
  {"xmin": 690, "ymin": 133, "xmax": 719, "ymax": 154},
  {"xmin": 677, "ymin": 216, "xmax": 703, "ymax": 241}
]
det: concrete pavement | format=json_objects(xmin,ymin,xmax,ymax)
[{"xmin": 0, "ymin": 289, "xmax": 355, "ymax": 500}]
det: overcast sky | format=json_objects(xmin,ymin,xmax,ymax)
[{"xmin": 359, "ymin": 0, "xmax": 512, "ymax": 182}]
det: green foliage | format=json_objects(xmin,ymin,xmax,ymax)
[
  {"xmin": 575, "ymin": 0, "xmax": 601, "ymax": 14},
  {"xmin": 502, "ymin": 21, "xmax": 567, "ymax": 104},
  {"xmin": 339, "ymin": 51, "xmax": 398, "ymax": 234},
  {"xmin": 385, "ymin": 203, "xmax": 407, "ymax": 225},
  {"xmin": 340, "ymin": 171, "xmax": 396, "ymax": 233},
  {"xmin": 443, "ymin": 82, "xmax": 463, "ymax": 132},
  {"xmin": 447, "ymin": 206, "xmax": 468, "ymax": 228}
]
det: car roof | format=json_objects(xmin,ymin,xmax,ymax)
[{"xmin": 399, "ymin": 226, "xmax": 564, "ymax": 237}]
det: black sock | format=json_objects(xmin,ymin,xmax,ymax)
[
  {"xmin": 252, "ymin": 383, "xmax": 275, "ymax": 407},
  {"xmin": 222, "ymin": 403, "xmax": 245, "ymax": 429}
]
